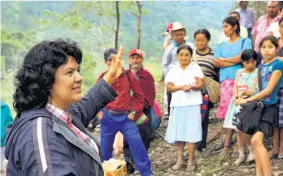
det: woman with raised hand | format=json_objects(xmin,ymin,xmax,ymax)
[{"xmin": 5, "ymin": 39, "xmax": 124, "ymax": 176}]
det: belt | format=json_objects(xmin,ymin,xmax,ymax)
[{"xmin": 103, "ymin": 108, "xmax": 129, "ymax": 116}]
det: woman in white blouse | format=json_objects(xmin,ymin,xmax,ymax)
[{"xmin": 165, "ymin": 44, "xmax": 204, "ymax": 172}]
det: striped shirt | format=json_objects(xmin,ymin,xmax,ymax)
[
  {"xmin": 193, "ymin": 48, "xmax": 219, "ymax": 81},
  {"xmin": 45, "ymin": 103, "xmax": 100, "ymax": 157}
]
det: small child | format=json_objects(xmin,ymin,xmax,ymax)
[
  {"xmin": 235, "ymin": 36, "xmax": 283, "ymax": 176},
  {"xmin": 223, "ymin": 49, "xmax": 258, "ymax": 165}
]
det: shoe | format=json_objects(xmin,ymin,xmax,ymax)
[
  {"xmin": 234, "ymin": 157, "xmax": 245, "ymax": 166},
  {"xmin": 196, "ymin": 142, "xmax": 207, "ymax": 152},
  {"xmin": 269, "ymin": 153, "xmax": 279, "ymax": 159},
  {"xmin": 127, "ymin": 162, "xmax": 135, "ymax": 174},
  {"xmin": 186, "ymin": 163, "xmax": 197, "ymax": 172},
  {"xmin": 172, "ymin": 161, "xmax": 184, "ymax": 171},
  {"xmin": 245, "ymin": 153, "xmax": 255, "ymax": 163},
  {"xmin": 278, "ymin": 154, "xmax": 283, "ymax": 159}
]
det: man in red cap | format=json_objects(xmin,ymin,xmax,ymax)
[
  {"xmin": 123, "ymin": 48, "xmax": 156, "ymax": 174},
  {"xmin": 97, "ymin": 48, "xmax": 153, "ymax": 176},
  {"xmin": 161, "ymin": 23, "xmax": 173, "ymax": 51}
]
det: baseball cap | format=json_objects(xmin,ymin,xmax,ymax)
[
  {"xmin": 171, "ymin": 22, "xmax": 185, "ymax": 32},
  {"xmin": 128, "ymin": 48, "xmax": 144, "ymax": 58},
  {"xmin": 166, "ymin": 23, "xmax": 173, "ymax": 32},
  {"xmin": 104, "ymin": 48, "xmax": 117, "ymax": 61}
]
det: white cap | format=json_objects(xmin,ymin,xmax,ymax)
[{"xmin": 171, "ymin": 22, "xmax": 185, "ymax": 32}]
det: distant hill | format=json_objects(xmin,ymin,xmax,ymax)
[
  {"xmin": 1, "ymin": 1, "xmax": 232, "ymax": 59},
  {"xmin": 1, "ymin": 1, "xmax": 233, "ymax": 113}
]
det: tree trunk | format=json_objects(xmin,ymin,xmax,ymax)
[
  {"xmin": 115, "ymin": 1, "xmax": 120, "ymax": 49},
  {"xmin": 136, "ymin": 1, "xmax": 142, "ymax": 49},
  {"xmin": 255, "ymin": 1, "xmax": 260, "ymax": 19}
]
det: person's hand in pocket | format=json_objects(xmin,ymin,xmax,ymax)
[
  {"xmin": 97, "ymin": 111, "xmax": 104, "ymax": 120},
  {"xmin": 128, "ymin": 112, "xmax": 135, "ymax": 121}
]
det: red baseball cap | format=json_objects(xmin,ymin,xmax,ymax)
[
  {"xmin": 128, "ymin": 48, "xmax": 144, "ymax": 58},
  {"xmin": 166, "ymin": 23, "xmax": 173, "ymax": 32}
]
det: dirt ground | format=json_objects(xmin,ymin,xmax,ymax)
[
  {"xmin": 130, "ymin": 82, "xmax": 283, "ymax": 176},
  {"xmin": 1, "ymin": 82, "xmax": 283, "ymax": 176}
]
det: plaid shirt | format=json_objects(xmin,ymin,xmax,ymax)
[{"xmin": 46, "ymin": 103, "xmax": 100, "ymax": 157}]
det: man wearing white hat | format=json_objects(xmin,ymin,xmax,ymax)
[{"xmin": 162, "ymin": 22, "xmax": 195, "ymax": 117}]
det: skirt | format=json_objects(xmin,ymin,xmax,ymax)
[
  {"xmin": 223, "ymin": 97, "xmax": 236, "ymax": 129},
  {"xmin": 216, "ymin": 79, "xmax": 235, "ymax": 119},
  {"xmin": 165, "ymin": 105, "xmax": 202, "ymax": 144},
  {"xmin": 257, "ymin": 105, "xmax": 278, "ymax": 137}
]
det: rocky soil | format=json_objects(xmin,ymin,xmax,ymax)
[{"xmin": 1, "ymin": 82, "xmax": 283, "ymax": 176}]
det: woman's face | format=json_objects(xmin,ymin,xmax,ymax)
[
  {"xmin": 195, "ymin": 33, "xmax": 209, "ymax": 50},
  {"xmin": 177, "ymin": 49, "xmax": 191, "ymax": 67},
  {"xmin": 279, "ymin": 22, "xmax": 283, "ymax": 37},
  {"xmin": 223, "ymin": 22, "xmax": 236, "ymax": 37},
  {"xmin": 50, "ymin": 56, "xmax": 83, "ymax": 109}
]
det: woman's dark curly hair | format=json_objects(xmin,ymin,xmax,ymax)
[{"xmin": 13, "ymin": 39, "xmax": 82, "ymax": 117}]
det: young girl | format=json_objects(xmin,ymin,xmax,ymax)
[
  {"xmin": 223, "ymin": 49, "xmax": 258, "ymax": 166},
  {"xmin": 165, "ymin": 45, "xmax": 203, "ymax": 172},
  {"xmin": 236, "ymin": 36, "xmax": 283, "ymax": 176},
  {"xmin": 270, "ymin": 17, "xmax": 283, "ymax": 160}
]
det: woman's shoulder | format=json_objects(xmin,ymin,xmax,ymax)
[
  {"xmin": 190, "ymin": 61, "xmax": 202, "ymax": 69},
  {"xmin": 242, "ymin": 37, "xmax": 251, "ymax": 43}
]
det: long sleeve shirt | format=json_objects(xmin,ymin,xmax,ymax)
[
  {"xmin": 235, "ymin": 7, "xmax": 256, "ymax": 29},
  {"xmin": 135, "ymin": 68, "xmax": 156, "ymax": 107},
  {"xmin": 97, "ymin": 70, "xmax": 144, "ymax": 112}
]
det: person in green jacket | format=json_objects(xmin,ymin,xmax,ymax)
[{"xmin": 1, "ymin": 101, "xmax": 13, "ymax": 170}]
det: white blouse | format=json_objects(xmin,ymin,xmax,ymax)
[{"xmin": 165, "ymin": 62, "xmax": 204, "ymax": 107}]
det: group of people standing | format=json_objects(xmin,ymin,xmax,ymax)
[
  {"xmin": 162, "ymin": 1, "xmax": 283, "ymax": 176},
  {"xmin": 2, "ymin": 1, "xmax": 283, "ymax": 176}
]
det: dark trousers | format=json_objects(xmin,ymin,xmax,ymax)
[
  {"xmin": 167, "ymin": 92, "xmax": 172, "ymax": 116},
  {"xmin": 198, "ymin": 101, "xmax": 213, "ymax": 149},
  {"xmin": 247, "ymin": 28, "xmax": 253, "ymax": 41},
  {"xmin": 124, "ymin": 108, "xmax": 153, "ymax": 165}
]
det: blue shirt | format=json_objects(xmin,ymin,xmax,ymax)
[
  {"xmin": 261, "ymin": 59, "xmax": 283, "ymax": 105},
  {"xmin": 1, "ymin": 101, "xmax": 13, "ymax": 146},
  {"xmin": 214, "ymin": 37, "xmax": 252, "ymax": 82}
]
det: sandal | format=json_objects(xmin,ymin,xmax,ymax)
[
  {"xmin": 172, "ymin": 161, "xmax": 184, "ymax": 171},
  {"xmin": 186, "ymin": 163, "xmax": 197, "ymax": 172},
  {"xmin": 234, "ymin": 156, "xmax": 245, "ymax": 166}
]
